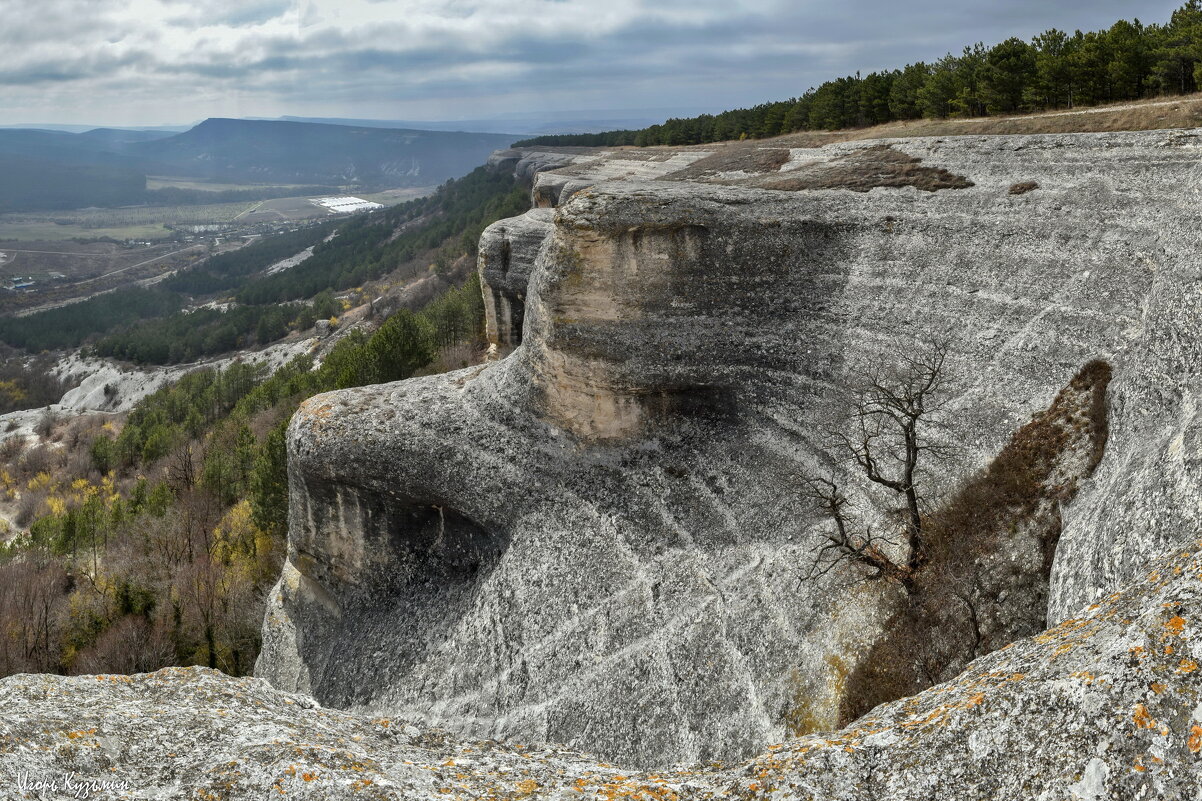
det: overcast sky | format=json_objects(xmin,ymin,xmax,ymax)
[{"xmin": 0, "ymin": 0, "xmax": 1184, "ymax": 127}]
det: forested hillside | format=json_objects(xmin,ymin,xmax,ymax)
[
  {"xmin": 517, "ymin": 2, "xmax": 1202, "ymax": 146},
  {"xmin": 0, "ymin": 280, "xmax": 483, "ymax": 677},
  {"xmin": 0, "ymin": 154, "xmax": 535, "ymax": 677},
  {"xmin": 0, "ymin": 166, "xmax": 525, "ymax": 363}
]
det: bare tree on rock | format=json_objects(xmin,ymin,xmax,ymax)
[{"xmin": 803, "ymin": 337, "xmax": 953, "ymax": 595}]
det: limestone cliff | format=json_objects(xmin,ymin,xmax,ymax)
[
  {"xmin": 477, "ymin": 208, "xmax": 554, "ymax": 350},
  {"xmin": 255, "ymin": 129, "xmax": 1202, "ymax": 770}
]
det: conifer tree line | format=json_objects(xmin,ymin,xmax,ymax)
[{"xmin": 515, "ymin": 2, "xmax": 1202, "ymax": 147}]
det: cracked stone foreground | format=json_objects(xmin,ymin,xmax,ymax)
[{"xmin": 1, "ymin": 543, "xmax": 1201, "ymax": 799}]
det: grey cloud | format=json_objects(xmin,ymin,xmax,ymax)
[{"xmin": 0, "ymin": 0, "xmax": 1186, "ymax": 125}]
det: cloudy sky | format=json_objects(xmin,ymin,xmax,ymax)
[{"xmin": 0, "ymin": 0, "xmax": 1183, "ymax": 127}]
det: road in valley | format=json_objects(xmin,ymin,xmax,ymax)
[{"xmin": 10, "ymin": 244, "xmax": 207, "ymax": 317}]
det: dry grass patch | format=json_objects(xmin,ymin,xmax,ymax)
[
  {"xmin": 662, "ymin": 146, "xmax": 792, "ymax": 180},
  {"xmin": 768, "ymin": 93, "xmax": 1202, "ymax": 146},
  {"xmin": 837, "ymin": 360, "xmax": 1112, "ymax": 726},
  {"xmin": 763, "ymin": 145, "xmax": 972, "ymax": 193}
]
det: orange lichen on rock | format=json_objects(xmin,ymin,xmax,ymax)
[
  {"xmin": 1189, "ymin": 725, "xmax": 1202, "ymax": 753},
  {"xmin": 1133, "ymin": 704, "xmax": 1156, "ymax": 730}
]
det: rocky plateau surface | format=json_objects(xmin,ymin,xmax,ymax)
[{"xmin": 2, "ymin": 542, "xmax": 1201, "ymax": 798}]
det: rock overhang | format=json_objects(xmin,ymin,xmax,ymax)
[{"xmin": 256, "ymin": 128, "xmax": 1202, "ymax": 768}]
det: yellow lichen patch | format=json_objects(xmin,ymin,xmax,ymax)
[
  {"xmin": 1133, "ymin": 704, "xmax": 1156, "ymax": 730},
  {"xmin": 515, "ymin": 778, "xmax": 539, "ymax": 795},
  {"xmin": 1149, "ymin": 682, "xmax": 1166, "ymax": 694},
  {"xmin": 1178, "ymin": 659, "xmax": 1198, "ymax": 673},
  {"xmin": 1164, "ymin": 616, "xmax": 1187, "ymax": 637},
  {"xmin": 1189, "ymin": 725, "xmax": 1202, "ymax": 753},
  {"xmin": 301, "ymin": 772, "xmax": 317, "ymax": 782},
  {"xmin": 65, "ymin": 729, "xmax": 96, "ymax": 740}
]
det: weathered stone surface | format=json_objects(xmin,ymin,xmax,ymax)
[
  {"xmin": 7, "ymin": 543, "xmax": 1202, "ymax": 799},
  {"xmin": 477, "ymin": 208, "xmax": 555, "ymax": 349},
  {"xmin": 487, "ymin": 148, "xmax": 581, "ymax": 182},
  {"xmin": 258, "ymin": 130, "xmax": 1202, "ymax": 768}
]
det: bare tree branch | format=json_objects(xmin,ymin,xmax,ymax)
[{"xmin": 802, "ymin": 336, "xmax": 954, "ymax": 594}]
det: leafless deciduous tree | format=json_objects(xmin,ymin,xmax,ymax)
[{"xmin": 803, "ymin": 338, "xmax": 953, "ymax": 595}]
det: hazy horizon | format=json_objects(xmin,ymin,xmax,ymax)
[
  {"xmin": 0, "ymin": 106, "xmax": 716, "ymax": 133},
  {"xmin": 0, "ymin": 0, "xmax": 1183, "ymax": 128}
]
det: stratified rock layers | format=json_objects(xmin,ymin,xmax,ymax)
[
  {"xmin": 477, "ymin": 208, "xmax": 554, "ymax": 349},
  {"xmin": 258, "ymin": 130, "xmax": 1202, "ymax": 768}
]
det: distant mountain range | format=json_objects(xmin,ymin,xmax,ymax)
[
  {"xmin": 135, "ymin": 119, "xmax": 516, "ymax": 186},
  {"xmin": 0, "ymin": 108, "xmax": 707, "ymax": 138},
  {"xmin": 269, "ymin": 109, "xmax": 708, "ymax": 136},
  {"xmin": 0, "ymin": 118, "xmax": 520, "ymax": 212}
]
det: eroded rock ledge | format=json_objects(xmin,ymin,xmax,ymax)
[
  {"xmin": 4, "ymin": 544, "xmax": 1202, "ymax": 799},
  {"xmin": 256, "ymin": 130, "xmax": 1202, "ymax": 769}
]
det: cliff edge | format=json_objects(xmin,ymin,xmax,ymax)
[{"xmin": 253, "ymin": 128, "xmax": 1202, "ymax": 770}]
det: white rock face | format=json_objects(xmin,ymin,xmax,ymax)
[
  {"xmin": 257, "ymin": 130, "xmax": 1202, "ymax": 769},
  {"xmin": 477, "ymin": 208, "xmax": 555, "ymax": 349},
  {"xmin": 0, "ymin": 338, "xmax": 326, "ymax": 456}
]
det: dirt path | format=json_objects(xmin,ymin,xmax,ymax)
[
  {"xmin": 11, "ymin": 244, "xmax": 206, "ymax": 317},
  {"xmin": 70, "ymin": 244, "xmax": 205, "ymax": 285},
  {"xmin": 1003, "ymin": 96, "xmax": 1197, "ymax": 120}
]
